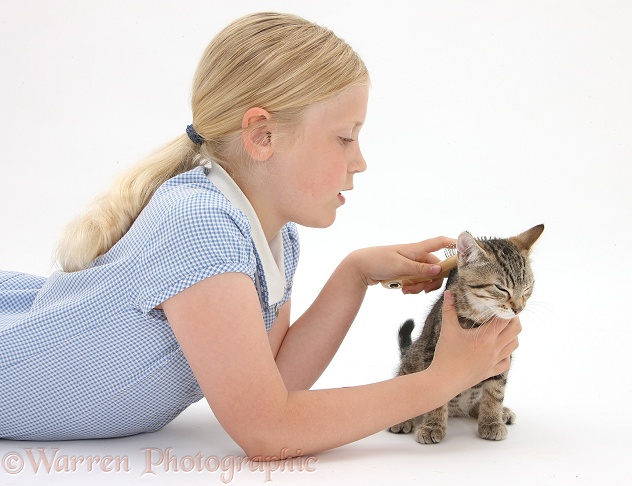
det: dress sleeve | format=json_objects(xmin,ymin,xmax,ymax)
[
  {"xmin": 281, "ymin": 222, "xmax": 300, "ymax": 302},
  {"xmin": 132, "ymin": 191, "xmax": 256, "ymax": 314}
]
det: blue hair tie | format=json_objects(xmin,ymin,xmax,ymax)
[{"xmin": 186, "ymin": 124, "xmax": 205, "ymax": 145}]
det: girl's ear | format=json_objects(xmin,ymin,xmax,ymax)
[{"xmin": 241, "ymin": 107, "xmax": 274, "ymax": 161}]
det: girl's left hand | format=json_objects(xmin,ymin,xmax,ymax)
[{"xmin": 345, "ymin": 236, "xmax": 456, "ymax": 294}]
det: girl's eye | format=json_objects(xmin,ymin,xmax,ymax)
[{"xmin": 339, "ymin": 137, "xmax": 355, "ymax": 145}]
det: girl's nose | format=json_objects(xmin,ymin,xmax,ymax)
[{"xmin": 349, "ymin": 148, "xmax": 367, "ymax": 174}]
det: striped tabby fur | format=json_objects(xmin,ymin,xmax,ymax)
[{"xmin": 389, "ymin": 224, "xmax": 543, "ymax": 443}]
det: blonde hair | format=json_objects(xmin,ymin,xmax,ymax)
[{"xmin": 57, "ymin": 12, "xmax": 369, "ymax": 272}]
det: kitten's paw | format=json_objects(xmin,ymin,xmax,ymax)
[
  {"xmin": 502, "ymin": 406, "xmax": 516, "ymax": 425},
  {"xmin": 388, "ymin": 419, "xmax": 415, "ymax": 434},
  {"xmin": 414, "ymin": 425, "xmax": 446, "ymax": 444},
  {"xmin": 478, "ymin": 422, "xmax": 508, "ymax": 441}
]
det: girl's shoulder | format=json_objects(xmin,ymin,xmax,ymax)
[
  {"xmin": 154, "ymin": 166, "xmax": 236, "ymax": 210},
  {"xmin": 101, "ymin": 166, "xmax": 255, "ymax": 277},
  {"xmin": 144, "ymin": 166, "xmax": 252, "ymax": 238}
]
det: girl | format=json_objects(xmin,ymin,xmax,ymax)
[{"xmin": 0, "ymin": 12, "xmax": 520, "ymax": 458}]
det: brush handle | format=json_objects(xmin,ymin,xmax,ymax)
[{"xmin": 380, "ymin": 254, "xmax": 458, "ymax": 290}]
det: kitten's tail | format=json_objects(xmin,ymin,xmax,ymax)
[{"xmin": 398, "ymin": 319, "xmax": 415, "ymax": 355}]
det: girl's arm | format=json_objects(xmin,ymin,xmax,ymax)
[
  {"xmin": 161, "ymin": 253, "xmax": 520, "ymax": 459},
  {"xmin": 273, "ymin": 237, "xmax": 450, "ymax": 391}
]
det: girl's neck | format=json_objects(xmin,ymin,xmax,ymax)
[
  {"xmin": 214, "ymin": 159, "xmax": 286, "ymax": 243},
  {"xmin": 239, "ymin": 179, "xmax": 286, "ymax": 243}
]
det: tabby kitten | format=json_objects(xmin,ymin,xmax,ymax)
[{"xmin": 389, "ymin": 224, "xmax": 543, "ymax": 444}]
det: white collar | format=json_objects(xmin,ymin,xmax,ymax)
[{"xmin": 204, "ymin": 160, "xmax": 286, "ymax": 305}]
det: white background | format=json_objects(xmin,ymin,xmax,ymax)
[{"xmin": 1, "ymin": 1, "xmax": 630, "ymax": 485}]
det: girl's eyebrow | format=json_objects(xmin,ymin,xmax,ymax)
[{"xmin": 332, "ymin": 121, "xmax": 364, "ymax": 131}]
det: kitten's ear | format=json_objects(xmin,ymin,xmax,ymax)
[
  {"xmin": 510, "ymin": 224, "xmax": 544, "ymax": 252},
  {"xmin": 457, "ymin": 231, "xmax": 487, "ymax": 265}
]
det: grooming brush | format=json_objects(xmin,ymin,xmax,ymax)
[{"xmin": 381, "ymin": 244, "xmax": 458, "ymax": 290}]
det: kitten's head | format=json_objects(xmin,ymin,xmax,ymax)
[{"xmin": 451, "ymin": 224, "xmax": 544, "ymax": 321}]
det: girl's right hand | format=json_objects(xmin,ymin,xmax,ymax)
[{"xmin": 429, "ymin": 290, "xmax": 521, "ymax": 394}]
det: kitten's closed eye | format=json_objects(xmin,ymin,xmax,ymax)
[{"xmin": 494, "ymin": 284, "xmax": 509, "ymax": 295}]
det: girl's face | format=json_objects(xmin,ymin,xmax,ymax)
[{"xmin": 270, "ymin": 84, "xmax": 369, "ymax": 229}]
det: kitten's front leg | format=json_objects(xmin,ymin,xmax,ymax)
[
  {"xmin": 388, "ymin": 418, "xmax": 416, "ymax": 434},
  {"xmin": 477, "ymin": 374, "xmax": 514, "ymax": 441},
  {"xmin": 414, "ymin": 404, "xmax": 448, "ymax": 444}
]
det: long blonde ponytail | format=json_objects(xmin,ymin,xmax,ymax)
[
  {"xmin": 57, "ymin": 12, "xmax": 369, "ymax": 272},
  {"xmin": 56, "ymin": 136, "xmax": 200, "ymax": 272}
]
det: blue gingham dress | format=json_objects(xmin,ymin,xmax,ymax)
[{"xmin": 0, "ymin": 165, "xmax": 299, "ymax": 440}]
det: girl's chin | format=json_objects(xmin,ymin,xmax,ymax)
[{"xmin": 300, "ymin": 212, "xmax": 338, "ymax": 229}]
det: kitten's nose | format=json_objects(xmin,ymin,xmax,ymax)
[{"xmin": 512, "ymin": 306, "xmax": 523, "ymax": 315}]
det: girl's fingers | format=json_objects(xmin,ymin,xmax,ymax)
[
  {"xmin": 398, "ymin": 243, "xmax": 449, "ymax": 281},
  {"xmin": 404, "ymin": 237, "xmax": 456, "ymax": 262},
  {"xmin": 401, "ymin": 278, "xmax": 443, "ymax": 295},
  {"xmin": 498, "ymin": 317, "xmax": 522, "ymax": 346},
  {"xmin": 426, "ymin": 253, "xmax": 442, "ymax": 264},
  {"xmin": 441, "ymin": 290, "xmax": 459, "ymax": 323},
  {"xmin": 494, "ymin": 356, "xmax": 512, "ymax": 375}
]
